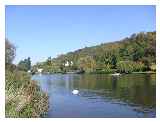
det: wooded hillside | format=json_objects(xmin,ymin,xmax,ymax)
[{"xmin": 32, "ymin": 31, "xmax": 156, "ymax": 74}]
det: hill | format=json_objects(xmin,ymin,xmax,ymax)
[{"xmin": 32, "ymin": 31, "xmax": 156, "ymax": 74}]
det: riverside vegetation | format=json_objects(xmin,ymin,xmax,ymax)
[
  {"xmin": 31, "ymin": 31, "xmax": 156, "ymax": 74},
  {"xmin": 5, "ymin": 39, "xmax": 48, "ymax": 117}
]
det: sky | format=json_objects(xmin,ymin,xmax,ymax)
[{"xmin": 5, "ymin": 5, "xmax": 156, "ymax": 65}]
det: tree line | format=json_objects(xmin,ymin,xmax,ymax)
[{"xmin": 31, "ymin": 31, "xmax": 155, "ymax": 74}]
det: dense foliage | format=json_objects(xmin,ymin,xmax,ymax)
[
  {"xmin": 18, "ymin": 57, "xmax": 31, "ymax": 71},
  {"xmin": 5, "ymin": 39, "xmax": 16, "ymax": 67},
  {"xmin": 5, "ymin": 39, "xmax": 48, "ymax": 117},
  {"xmin": 33, "ymin": 31, "xmax": 156, "ymax": 74}
]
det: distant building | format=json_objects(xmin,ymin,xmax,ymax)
[
  {"xmin": 64, "ymin": 61, "xmax": 73, "ymax": 67},
  {"xmin": 64, "ymin": 61, "xmax": 69, "ymax": 67}
]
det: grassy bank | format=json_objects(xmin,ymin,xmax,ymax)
[{"xmin": 5, "ymin": 69, "xmax": 49, "ymax": 118}]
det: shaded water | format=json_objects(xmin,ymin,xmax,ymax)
[{"xmin": 32, "ymin": 73, "xmax": 156, "ymax": 118}]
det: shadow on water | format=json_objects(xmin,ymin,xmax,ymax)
[{"xmin": 32, "ymin": 73, "xmax": 156, "ymax": 118}]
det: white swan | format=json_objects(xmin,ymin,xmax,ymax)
[
  {"xmin": 72, "ymin": 90, "xmax": 79, "ymax": 95},
  {"xmin": 111, "ymin": 73, "xmax": 121, "ymax": 76}
]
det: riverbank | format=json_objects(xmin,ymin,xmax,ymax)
[
  {"xmin": 5, "ymin": 70, "xmax": 49, "ymax": 117},
  {"xmin": 132, "ymin": 71, "xmax": 156, "ymax": 74},
  {"xmin": 34, "ymin": 70, "xmax": 156, "ymax": 75}
]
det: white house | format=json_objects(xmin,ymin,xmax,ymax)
[
  {"xmin": 64, "ymin": 61, "xmax": 73, "ymax": 67},
  {"xmin": 64, "ymin": 61, "xmax": 69, "ymax": 67}
]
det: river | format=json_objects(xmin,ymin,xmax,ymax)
[{"xmin": 32, "ymin": 73, "xmax": 156, "ymax": 118}]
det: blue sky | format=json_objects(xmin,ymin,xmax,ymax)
[{"xmin": 5, "ymin": 5, "xmax": 156, "ymax": 65}]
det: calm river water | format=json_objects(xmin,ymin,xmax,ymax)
[{"xmin": 32, "ymin": 73, "xmax": 156, "ymax": 118}]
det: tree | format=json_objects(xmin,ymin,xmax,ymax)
[
  {"xmin": 27, "ymin": 57, "xmax": 31, "ymax": 70},
  {"xmin": 103, "ymin": 52, "xmax": 117, "ymax": 69},
  {"xmin": 18, "ymin": 57, "xmax": 31, "ymax": 71},
  {"xmin": 142, "ymin": 57, "xmax": 151, "ymax": 71},
  {"xmin": 111, "ymin": 54, "xmax": 117, "ymax": 68},
  {"xmin": 117, "ymin": 61, "xmax": 134, "ymax": 73},
  {"xmin": 46, "ymin": 56, "xmax": 52, "ymax": 66},
  {"xmin": 5, "ymin": 39, "xmax": 16, "ymax": 65},
  {"xmin": 78, "ymin": 56, "xmax": 96, "ymax": 73},
  {"xmin": 132, "ymin": 48, "xmax": 143, "ymax": 61}
]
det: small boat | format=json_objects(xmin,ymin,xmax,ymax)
[{"xmin": 72, "ymin": 90, "xmax": 79, "ymax": 95}]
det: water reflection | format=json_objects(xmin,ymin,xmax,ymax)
[{"xmin": 32, "ymin": 73, "xmax": 156, "ymax": 117}]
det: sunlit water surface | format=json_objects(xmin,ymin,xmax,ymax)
[{"xmin": 32, "ymin": 73, "xmax": 156, "ymax": 118}]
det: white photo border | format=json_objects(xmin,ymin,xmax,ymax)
[{"xmin": 0, "ymin": 0, "xmax": 159, "ymax": 122}]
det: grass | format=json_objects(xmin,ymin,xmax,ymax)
[{"xmin": 5, "ymin": 70, "xmax": 49, "ymax": 118}]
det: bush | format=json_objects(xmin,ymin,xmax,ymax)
[
  {"xmin": 102, "ymin": 64, "xmax": 113, "ymax": 73},
  {"xmin": 117, "ymin": 61, "xmax": 133, "ymax": 73},
  {"xmin": 133, "ymin": 62, "xmax": 145, "ymax": 72},
  {"xmin": 6, "ymin": 70, "xmax": 30, "ymax": 91}
]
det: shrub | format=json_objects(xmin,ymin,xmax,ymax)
[
  {"xmin": 5, "ymin": 70, "xmax": 30, "ymax": 92},
  {"xmin": 133, "ymin": 62, "xmax": 145, "ymax": 72},
  {"xmin": 117, "ymin": 61, "xmax": 133, "ymax": 73}
]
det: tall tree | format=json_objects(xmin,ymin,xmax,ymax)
[{"xmin": 5, "ymin": 39, "xmax": 16, "ymax": 65}]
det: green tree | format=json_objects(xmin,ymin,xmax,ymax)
[
  {"xmin": 5, "ymin": 39, "xmax": 16, "ymax": 65},
  {"xmin": 103, "ymin": 52, "xmax": 117, "ymax": 69},
  {"xmin": 78, "ymin": 56, "xmax": 96, "ymax": 73},
  {"xmin": 18, "ymin": 57, "xmax": 31, "ymax": 71},
  {"xmin": 111, "ymin": 54, "xmax": 117, "ymax": 68},
  {"xmin": 131, "ymin": 46, "xmax": 144, "ymax": 61},
  {"xmin": 46, "ymin": 56, "xmax": 52, "ymax": 66},
  {"xmin": 117, "ymin": 61, "xmax": 134, "ymax": 73}
]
